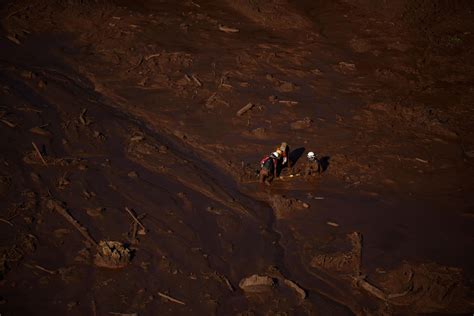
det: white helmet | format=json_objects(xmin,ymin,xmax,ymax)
[
  {"xmin": 307, "ymin": 152, "xmax": 316, "ymax": 160},
  {"xmin": 271, "ymin": 151, "xmax": 280, "ymax": 159}
]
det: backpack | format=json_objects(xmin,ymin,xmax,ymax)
[{"xmin": 260, "ymin": 155, "xmax": 277, "ymax": 175}]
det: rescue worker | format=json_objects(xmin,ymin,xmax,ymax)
[
  {"xmin": 305, "ymin": 151, "xmax": 321, "ymax": 176},
  {"xmin": 276, "ymin": 142, "xmax": 290, "ymax": 167},
  {"xmin": 259, "ymin": 151, "xmax": 280, "ymax": 185}
]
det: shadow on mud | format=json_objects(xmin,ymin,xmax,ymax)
[
  {"xmin": 289, "ymin": 147, "xmax": 305, "ymax": 166},
  {"xmin": 319, "ymin": 156, "xmax": 331, "ymax": 173}
]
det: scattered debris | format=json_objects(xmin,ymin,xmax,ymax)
[
  {"xmin": 6, "ymin": 34, "xmax": 21, "ymax": 45},
  {"xmin": 124, "ymin": 207, "xmax": 146, "ymax": 235},
  {"xmin": 335, "ymin": 62, "xmax": 357, "ymax": 74},
  {"xmin": 283, "ymin": 279, "xmax": 306, "ymax": 300},
  {"xmin": 279, "ymin": 100, "xmax": 299, "ymax": 106},
  {"xmin": 415, "ymin": 158, "xmax": 429, "ymax": 164},
  {"xmin": 130, "ymin": 135, "xmax": 145, "ymax": 142},
  {"xmin": 191, "ymin": 74, "xmax": 202, "ymax": 87},
  {"xmin": 79, "ymin": 108, "xmax": 90, "ymax": 126},
  {"xmin": 145, "ymin": 53, "xmax": 160, "ymax": 61},
  {"xmin": 0, "ymin": 118, "xmax": 16, "ymax": 128},
  {"xmin": 46, "ymin": 198, "xmax": 97, "ymax": 246},
  {"xmin": 236, "ymin": 102, "xmax": 254, "ymax": 116},
  {"xmin": 94, "ymin": 241, "xmax": 131, "ymax": 269},
  {"xmin": 86, "ymin": 207, "xmax": 104, "ymax": 217},
  {"xmin": 239, "ymin": 274, "xmax": 275, "ymax": 292},
  {"xmin": 157, "ymin": 292, "xmax": 186, "ymax": 305},
  {"xmin": 0, "ymin": 218, "xmax": 13, "ymax": 226},
  {"xmin": 327, "ymin": 221, "xmax": 339, "ymax": 227},
  {"xmin": 29, "ymin": 126, "xmax": 52, "ymax": 137},
  {"xmin": 32, "ymin": 142, "xmax": 47, "ymax": 166},
  {"xmin": 218, "ymin": 24, "xmax": 239, "ymax": 33},
  {"xmin": 24, "ymin": 263, "xmax": 56, "ymax": 275}
]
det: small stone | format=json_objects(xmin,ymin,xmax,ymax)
[{"xmin": 302, "ymin": 202, "xmax": 310, "ymax": 209}]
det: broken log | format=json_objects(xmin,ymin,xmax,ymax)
[{"xmin": 236, "ymin": 103, "xmax": 254, "ymax": 116}]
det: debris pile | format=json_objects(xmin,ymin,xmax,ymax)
[{"xmin": 94, "ymin": 241, "xmax": 131, "ymax": 269}]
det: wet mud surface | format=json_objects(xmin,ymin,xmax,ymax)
[{"xmin": 0, "ymin": 0, "xmax": 474, "ymax": 315}]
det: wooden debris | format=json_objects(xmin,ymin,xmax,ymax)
[
  {"xmin": 94, "ymin": 241, "xmax": 131, "ymax": 269},
  {"xmin": 24, "ymin": 263, "xmax": 56, "ymax": 275},
  {"xmin": 145, "ymin": 53, "xmax": 160, "ymax": 61},
  {"xmin": 30, "ymin": 126, "xmax": 52, "ymax": 137},
  {"xmin": 327, "ymin": 221, "xmax": 339, "ymax": 227},
  {"xmin": 79, "ymin": 109, "xmax": 89, "ymax": 126},
  {"xmin": 32, "ymin": 142, "xmax": 47, "ymax": 166},
  {"xmin": 415, "ymin": 158, "xmax": 429, "ymax": 164},
  {"xmin": 236, "ymin": 103, "xmax": 254, "ymax": 116},
  {"xmin": 283, "ymin": 279, "xmax": 306, "ymax": 300},
  {"xmin": 218, "ymin": 24, "xmax": 239, "ymax": 33},
  {"xmin": 191, "ymin": 74, "xmax": 202, "ymax": 87},
  {"xmin": 1, "ymin": 118, "xmax": 16, "ymax": 128},
  {"xmin": 239, "ymin": 274, "xmax": 275, "ymax": 292},
  {"xmin": 0, "ymin": 218, "xmax": 13, "ymax": 226},
  {"xmin": 157, "ymin": 292, "xmax": 186, "ymax": 305},
  {"xmin": 348, "ymin": 232, "xmax": 363, "ymax": 276},
  {"xmin": 130, "ymin": 135, "xmax": 144, "ymax": 142},
  {"xmin": 92, "ymin": 299, "xmax": 97, "ymax": 316},
  {"xmin": 355, "ymin": 276, "xmax": 388, "ymax": 301},
  {"xmin": 7, "ymin": 35, "xmax": 21, "ymax": 45},
  {"xmin": 279, "ymin": 100, "xmax": 299, "ymax": 106},
  {"xmin": 124, "ymin": 207, "xmax": 146, "ymax": 235},
  {"xmin": 46, "ymin": 199, "xmax": 97, "ymax": 246}
]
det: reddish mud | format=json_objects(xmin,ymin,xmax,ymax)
[{"xmin": 1, "ymin": 0, "xmax": 474, "ymax": 315}]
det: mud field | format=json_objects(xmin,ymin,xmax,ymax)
[{"xmin": 0, "ymin": 0, "xmax": 473, "ymax": 315}]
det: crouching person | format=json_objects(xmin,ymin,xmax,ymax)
[{"xmin": 259, "ymin": 151, "xmax": 280, "ymax": 185}]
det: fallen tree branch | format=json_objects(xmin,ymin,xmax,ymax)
[{"xmin": 158, "ymin": 292, "xmax": 186, "ymax": 305}]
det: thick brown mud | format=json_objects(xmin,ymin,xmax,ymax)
[{"xmin": 1, "ymin": 0, "xmax": 474, "ymax": 315}]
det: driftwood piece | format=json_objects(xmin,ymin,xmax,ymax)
[
  {"xmin": 158, "ymin": 292, "xmax": 186, "ymax": 305},
  {"xmin": 32, "ymin": 142, "xmax": 47, "ymax": 166},
  {"xmin": 218, "ymin": 24, "xmax": 239, "ymax": 33},
  {"xmin": 236, "ymin": 103, "xmax": 254, "ymax": 116}
]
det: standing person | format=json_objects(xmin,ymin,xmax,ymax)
[
  {"xmin": 276, "ymin": 142, "xmax": 290, "ymax": 167},
  {"xmin": 259, "ymin": 151, "xmax": 280, "ymax": 185}
]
